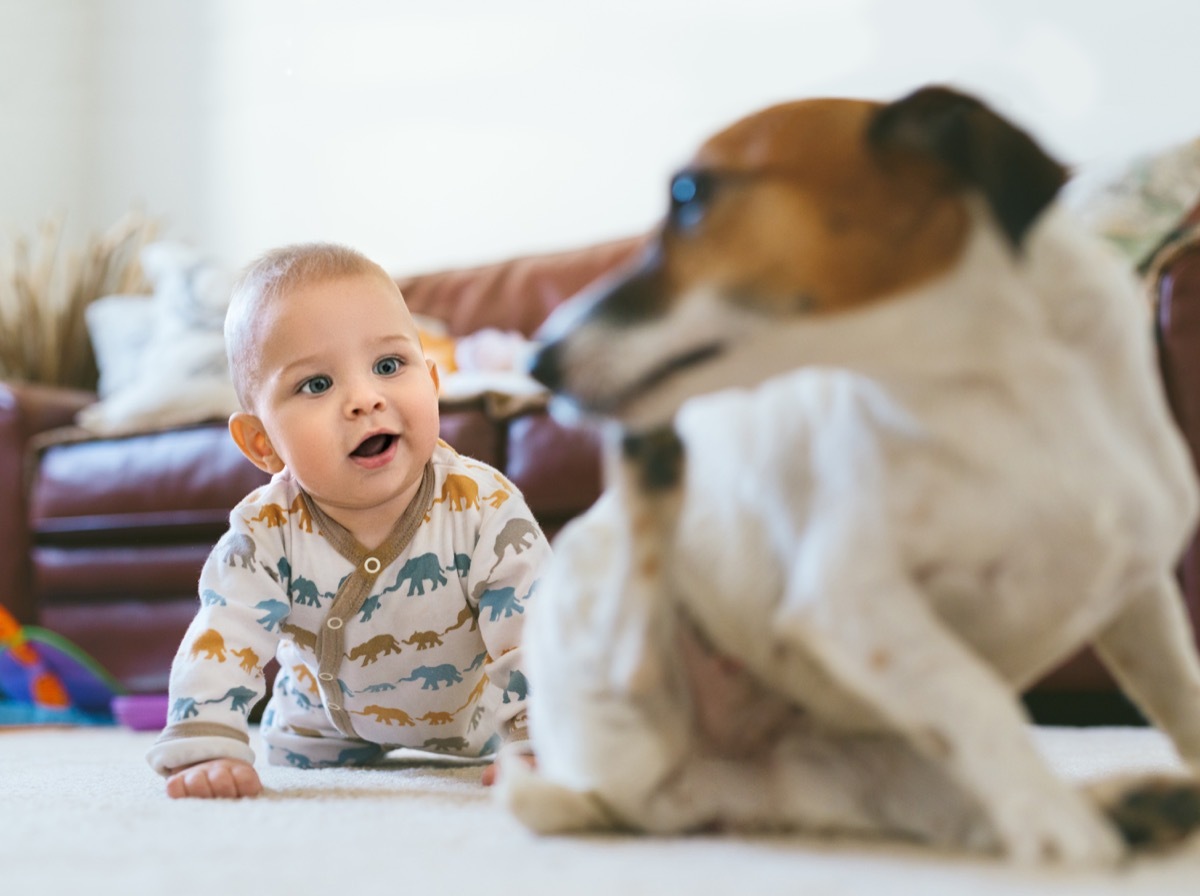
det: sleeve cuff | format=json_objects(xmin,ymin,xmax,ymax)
[{"xmin": 146, "ymin": 735, "xmax": 257, "ymax": 777}]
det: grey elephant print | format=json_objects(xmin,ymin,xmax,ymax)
[
  {"xmin": 219, "ymin": 532, "xmax": 258, "ymax": 572},
  {"xmin": 399, "ymin": 663, "xmax": 463, "ymax": 690},
  {"xmin": 487, "ymin": 517, "xmax": 540, "ymax": 574}
]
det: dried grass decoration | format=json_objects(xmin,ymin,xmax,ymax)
[{"xmin": 0, "ymin": 212, "xmax": 157, "ymax": 389}]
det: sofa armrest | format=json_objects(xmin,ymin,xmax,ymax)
[
  {"xmin": 0, "ymin": 381, "xmax": 96, "ymax": 621},
  {"xmin": 1155, "ymin": 226, "xmax": 1200, "ymax": 647}
]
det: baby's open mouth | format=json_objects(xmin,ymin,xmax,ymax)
[{"xmin": 351, "ymin": 433, "xmax": 396, "ymax": 458}]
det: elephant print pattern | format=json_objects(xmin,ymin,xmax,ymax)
[{"xmin": 148, "ymin": 441, "xmax": 550, "ymax": 777}]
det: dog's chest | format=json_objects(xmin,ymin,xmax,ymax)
[
  {"xmin": 665, "ymin": 363, "xmax": 1180, "ymax": 698},
  {"xmin": 666, "ymin": 540, "xmax": 884, "ymax": 732}
]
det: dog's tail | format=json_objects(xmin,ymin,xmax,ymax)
[{"xmin": 1088, "ymin": 774, "xmax": 1200, "ymax": 853}]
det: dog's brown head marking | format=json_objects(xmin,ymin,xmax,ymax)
[
  {"xmin": 657, "ymin": 85, "xmax": 1067, "ymax": 317},
  {"xmin": 661, "ymin": 95, "xmax": 973, "ymax": 318}
]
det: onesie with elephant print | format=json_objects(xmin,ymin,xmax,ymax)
[{"xmin": 148, "ymin": 440, "xmax": 548, "ymax": 773}]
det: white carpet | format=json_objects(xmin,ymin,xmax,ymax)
[{"xmin": 2, "ymin": 725, "xmax": 1199, "ymax": 895}]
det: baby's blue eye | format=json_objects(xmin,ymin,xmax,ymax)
[
  {"xmin": 374, "ymin": 356, "xmax": 402, "ymax": 376},
  {"xmin": 300, "ymin": 375, "xmax": 332, "ymax": 395}
]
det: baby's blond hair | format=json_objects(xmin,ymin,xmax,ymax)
[{"xmin": 225, "ymin": 242, "xmax": 398, "ymax": 411}]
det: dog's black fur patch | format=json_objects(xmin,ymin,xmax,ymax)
[
  {"xmin": 866, "ymin": 85, "xmax": 1068, "ymax": 249},
  {"xmin": 621, "ymin": 426, "xmax": 685, "ymax": 491}
]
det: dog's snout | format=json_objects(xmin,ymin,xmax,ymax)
[{"xmin": 528, "ymin": 341, "xmax": 563, "ymax": 392}]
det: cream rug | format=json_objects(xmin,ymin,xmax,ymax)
[{"xmin": 3, "ymin": 725, "xmax": 1200, "ymax": 894}]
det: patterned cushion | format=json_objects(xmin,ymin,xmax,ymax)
[{"xmin": 1074, "ymin": 137, "xmax": 1200, "ymax": 270}]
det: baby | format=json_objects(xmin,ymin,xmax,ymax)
[{"xmin": 147, "ymin": 242, "xmax": 550, "ymax": 797}]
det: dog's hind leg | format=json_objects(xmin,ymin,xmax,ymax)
[
  {"xmin": 716, "ymin": 722, "xmax": 1000, "ymax": 850},
  {"xmin": 539, "ymin": 721, "xmax": 999, "ymax": 849},
  {"xmin": 1093, "ymin": 572, "xmax": 1200, "ymax": 771},
  {"xmin": 774, "ymin": 579, "xmax": 1124, "ymax": 864}
]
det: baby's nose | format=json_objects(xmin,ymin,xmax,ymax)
[{"xmin": 346, "ymin": 380, "xmax": 386, "ymax": 415}]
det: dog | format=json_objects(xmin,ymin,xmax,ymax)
[{"xmin": 494, "ymin": 85, "xmax": 1200, "ymax": 865}]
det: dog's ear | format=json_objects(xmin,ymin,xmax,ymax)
[{"xmin": 866, "ymin": 85, "xmax": 1068, "ymax": 248}]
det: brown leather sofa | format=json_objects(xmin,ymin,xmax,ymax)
[{"xmin": 2, "ymin": 223, "xmax": 1199, "ymax": 722}]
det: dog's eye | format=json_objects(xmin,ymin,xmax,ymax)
[{"xmin": 669, "ymin": 171, "xmax": 715, "ymax": 231}]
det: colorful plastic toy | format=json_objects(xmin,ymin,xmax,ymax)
[{"xmin": 0, "ymin": 604, "xmax": 122, "ymax": 725}]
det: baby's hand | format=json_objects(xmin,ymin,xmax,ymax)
[
  {"xmin": 165, "ymin": 758, "xmax": 263, "ymax": 799},
  {"xmin": 481, "ymin": 747, "xmax": 536, "ymax": 786}
]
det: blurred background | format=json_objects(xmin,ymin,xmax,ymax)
[{"xmin": 3, "ymin": 0, "xmax": 1199, "ymax": 274}]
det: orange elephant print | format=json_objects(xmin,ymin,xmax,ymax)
[
  {"xmin": 430, "ymin": 474, "xmax": 480, "ymax": 512},
  {"xmin": 189, "ymin": 629, "xmax": 227, "ymax": 662},
  {"xmin": 243, "ymin": 503, "xmax": 288, "ymax": 532}
]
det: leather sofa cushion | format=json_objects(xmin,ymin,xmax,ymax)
[
  {"xmin": 31, "ymin": 425, "xmax": 266, "ymax": 543},
  {"xmin": 29, "ymin": 408, "xmax": 504, "ymax": 544},
  {"xmin": 506, "ymin": 414, "xmax": 603, "ymax": 533}
]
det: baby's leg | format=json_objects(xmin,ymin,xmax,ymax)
[
  {"xmin": 261, "ymin": 722, "xmax": 385, "ymax": 769},
  {"xmin": 260, "ymin": 675, "xmax": 384, "ymax": 769}
]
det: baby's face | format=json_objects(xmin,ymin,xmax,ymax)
[{"xmin": 249, "ymin": 272, "xmax": 440, "ymax": 533}]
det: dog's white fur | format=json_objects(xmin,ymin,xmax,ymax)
[{"xmin": 499, "ymin": 199, "xmax": 1200, "ymax": 864}]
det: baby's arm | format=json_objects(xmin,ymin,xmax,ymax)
[
  {"xmin": 165, "ymin": 758, "xmax": 263, "ymax": 799},
  {"xmin": 149, "ymin": 493, "xmax": 290, "ymax": 782},
  {"xmin": 466, "ymin": 487, "xmax": 553, "ymax": 781}
]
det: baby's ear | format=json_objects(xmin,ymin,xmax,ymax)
[
  {"xmin": 427, "ymin": 358, "xmax": 441, "ymax": 393},
  {"xmin": 229, "ymin": 412, "xmax": 285, "ymax": 474}
]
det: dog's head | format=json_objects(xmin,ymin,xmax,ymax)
[{"xmin": 530, "ymin": 85, "xmax": 1067, "ymax": 430}]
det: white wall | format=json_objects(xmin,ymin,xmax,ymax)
[{"xmin": 3, "ymin": 0, "xmax": 1200, "ymax": 276}]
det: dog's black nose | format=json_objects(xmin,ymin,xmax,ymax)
[{"xmin": 528, "ymin": 341, "xmax": 562, "ymax": 392}]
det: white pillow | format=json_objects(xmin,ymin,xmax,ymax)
[
  {"xmin": 78, "ymin": 242, "xmax": 240, "ymax": 437},
  {"xmin": 84, "ymin": 295, "xmax": 154, "ymax": 400}
]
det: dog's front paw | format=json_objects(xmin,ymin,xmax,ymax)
[
  {"xmin": 993, "ymin": 790, "xmax": 1124, "ymax": 865},
  {"xmin": 494, "ymin": 747, "xmax": 622, "ymax": 834}
]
